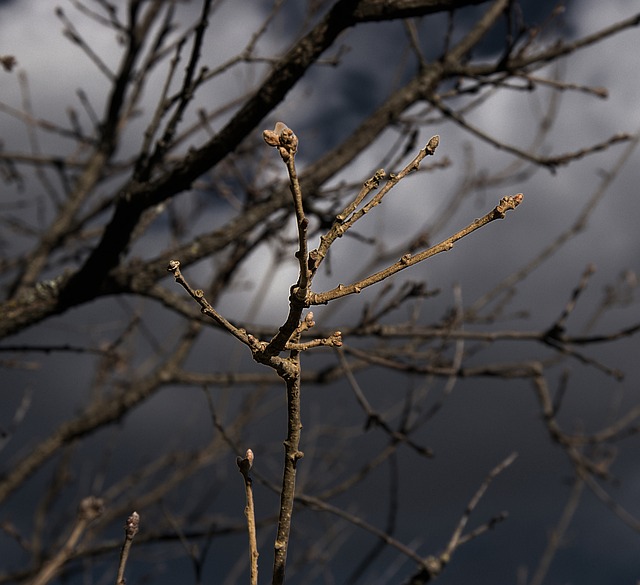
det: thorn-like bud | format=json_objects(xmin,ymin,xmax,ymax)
[
  {"xmin": 425, "ymin": 135, "xmax": 440, "ymax": 155},
  {"xmin": 237, "ymin": 448, "xmax": 254, "ymax": 476},
  {"xmin": 125, "ymin": 511, "xmax": 140, "ymax": 539}
]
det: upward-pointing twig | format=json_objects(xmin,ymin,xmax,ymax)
[{"xmin": 310, "ymin": 193, "xmax": 523, "ymax": 305}]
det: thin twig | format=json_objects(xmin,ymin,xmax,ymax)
[
  {"xmin": 237, "ymin": 449, "xmax": 258, "ymax": 585},
  {"xmin": 441, "ymin": 452, "xmax": 517, "ymax": 564},
  {"xmin": 296, "ymin": 493, "xmax": 433, "ymax": 571},
  {"xmin": 336, "ymin": 347, "xmax": 434, "ymax": 457},
  {"xmin": 310, "ymin": 193, "xmax": 523, "ymax": 305},
  {"xmin": 528, "ymin": 477, "xmax": 584, "ymax": 585},
  {"xmin": 469, "ymin": 128, "xmax": 640, "ymax": 317},
  {"xmin": 166, "ymin": 260, "xmax": 254, "ymax": 349},
  {"xmin": 31, "ymin": 496, "xmax": 104, "ymax": 585},
  {"xmin": 310, "ymin": 136, "xmax": 440, "ymax": 275},
  {"xmin": 116, "ymin": 511, "xmax": 140, "ymax": 585},
  {"xmin": 429, "ymin": 93, "xmax": 631, "ymax": 169}
]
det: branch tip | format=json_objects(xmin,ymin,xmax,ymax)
[
  {"xmin": 263, "ymin": 121, "xmax": 298, "ymax": 160},
  {"xmin": 125, "ymin": 511, "xmax": 140, "ymax": 539},
  {"xmin": 426, "ymin": 134, "xmax": 440, "ymax": 154},
  {"xmin": 237, "ymin": 448, "xmax": 254, "ymax": 477},
  {"xmin": 496, "ymin": 193, "xmax": 524, "ymax": 216}
]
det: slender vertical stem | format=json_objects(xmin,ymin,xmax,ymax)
[
  {"xmin": 237, "ymin": 449, "xmax": 258, "ymax": 585},
  {"xmin": 116, "ymin": 511, "xmax": 140, "ymax": 585},
  {"xmin": 272, "ymin": 347, "xmax": 303, "ymax": 585},
  {"xmin": 285, "ymin": 153, "xmax": 310, "ymax": 294}
]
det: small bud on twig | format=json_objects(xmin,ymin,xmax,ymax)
[
  {"xmin": 237, "ymin": 448, "xmax": 254, "ymax": 478},
  {"xmin": 425, "ymin": 135, "xmax": 440, "ymax": 155},
  {"xmin": 125, "ymin": 511, "xmax": 140, "ymax": 539},
  {"xmin": 263, "ymin": 122, "xmax": 298, "ymax": 161}
]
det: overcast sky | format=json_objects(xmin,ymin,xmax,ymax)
[{"xmin": 1, "ymin": 1, "xmax": 639, "ymax": 584}]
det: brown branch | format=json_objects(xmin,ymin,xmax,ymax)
[
  {"xmin": 352, "ymin": 0, "xmax": 492, "ymax": 22},
  {"xmin": 469, "ymin": 129, "xmax": 640, "ymax": 316},
  {"xmin": 263, "ymin": 123, "xmax": 308, "ymax": 294},
  {"xmin": 56, "ymin": 7, "xmax": 116, "ymax": 81},
  {"xmin": 0, "ymin": 0, "xmax": 522, "ymax": 338},
  {"xmin": 336, "ymin": 347, "xmax": 434, "ymax": 457},
  {"xmin": 515, "ymin": 72, "xmax": 609, "ymax": 98},
  {"xmin": 341, "ymin": 343, "xmax": 543, "ymax": 378},
  {"xmin": 166, "ymin": 260, "xmax": 254, "ymax": 349},
  {"xmin": 528, "ymin": 477, "xmax": 584, "ymax": 585},
  {"xmin": 0, "ymin": 321, "xmax": 200, "ymax": 505},
  {"xmin": 237, "ymin": 449, "xmax": 259, "ymax": 585},
  {"xmin": 296, "ymin": 493, "xmax": 434, "ymax": 571},
  {"xmin": 402, "ymin": 454, "xmax": 515, "ymax": 585},
  {"xmin": 512, "ymin": 11, "xmax": 640, "ymax": 71},
  {"xmin": 31, "ymin": 496, "xmax": 104, "ymax": 585},
  {"xmin": 8, "ymin": 4, "xmax": 160, "ymax": 298},
  {"xmin": 580, "ymin": 471, "xmax": 640, "ymax": 533},
  {"xmin": 52, "ymin": 0, "xmax": 369, "ymax": 305},
  {"xmin": 429, "ymin": 94, "xmax": 631, "ymax": 169},
  {"xmin": 261, "ymin": 123, "xmax": 311, "ymax": 357},
  {"xmin": 440, "ymin": 452, "xmax": 517, "ymax": 565},
  {"xmin": 532, "ymin": 374, "xmax": 617, "ymax": 480},
  {"xmin": 115, "ymin": 511, "xmax": 140, "ymax": 585},
  {"xmin": 310, "ymin": 194, "xmax": 523, "ymax": 305},
  {"xmin": 138, "ymin": 0, "xmax": 213, "ymax": 179},
  {"xmin": 272, "ymin": 346, "xmax": 304, "ymax": 585},
  {"xmin": 310, "ymin": 135, "xmax": 440, "ymax": 275}
]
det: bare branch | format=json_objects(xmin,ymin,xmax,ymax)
[
  {"xmin": 311, "ymin": 193, "xmax": 523, "ymax": 305},
  {"xmin": 31, "ymin": 496, "xmax": 104, "ymax": 585},
  {"xmin": 116, "ymin": 511, "xmax": 140, "ymax": 585},
  {"xmin": 237, "ymin": 450, "xmax": 259, "ymax": 585}
]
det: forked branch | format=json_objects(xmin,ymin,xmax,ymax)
[{"xmin": 170, "ymin": 125, "xmax": 524, "ymax": 585}]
